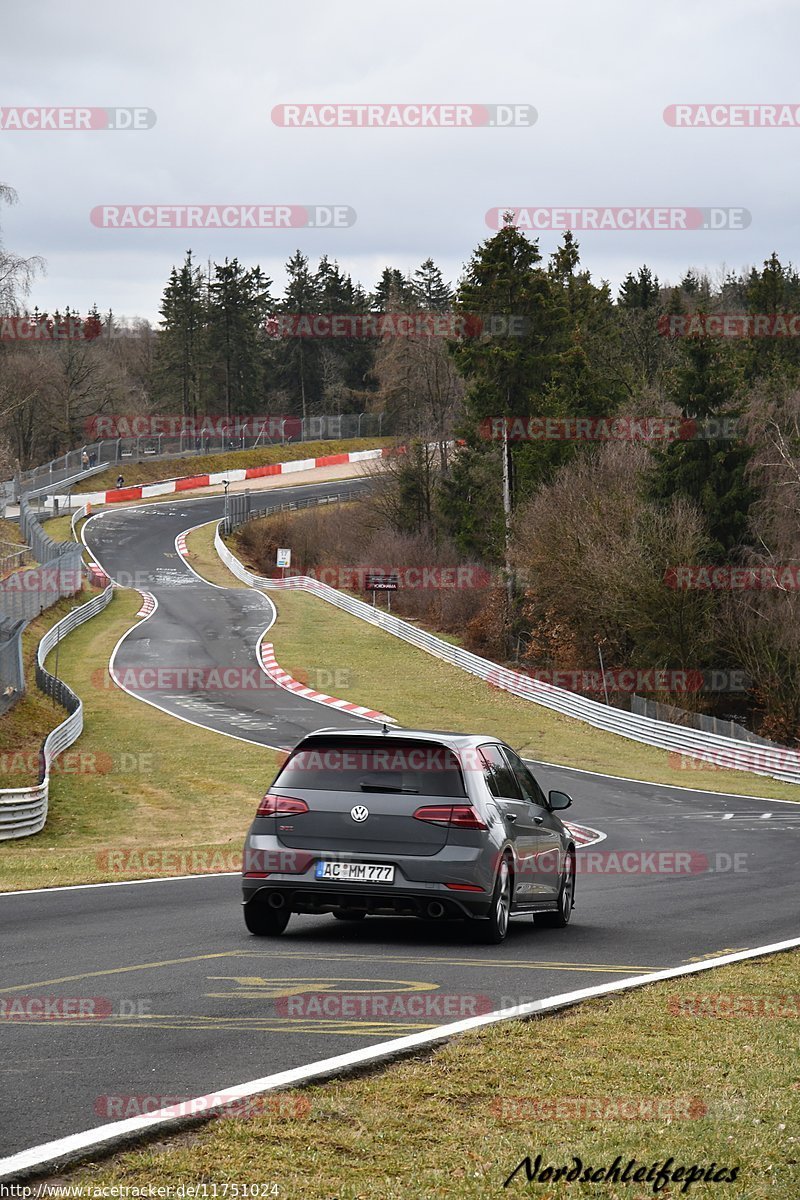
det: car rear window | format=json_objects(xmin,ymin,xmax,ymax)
[{"xmin": 273, "ymin": 739, "xmax": 467, "ymax": 797}]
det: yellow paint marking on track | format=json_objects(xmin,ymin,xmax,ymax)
[
  {"xmin": 206, "ymin": 976, "xmax": 441, "ymax": 999},
  {"xmin": 236, "ymin": 951, "xmax": 654, "ymax": 974},
  {"xmin": 0, "ymin": 950, "xmax": 652, "ymax": 997},
  {"xmin": 686, "ymin": 947, "xmax": 747, "ymax": 962},
  {"xmin": 0, "ymin": 951, "xmax": 251, "ymax": 994},
  {"xmin": 0, "ymin": 1015, "xmax": 434, "ymax": 1036}
]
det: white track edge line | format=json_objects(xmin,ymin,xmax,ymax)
[
  {"xmin": 88, "ymin": 527, "xmax": 287, "ymax": 757},
  {"xmin": 2, "ymin": 935, "xmax": 798, "ymax": 1182},
  {"xmin": 173, "ymin": 524, "xmax": 229, "ymax": 589},
  {"xmin": 0, "ymin": 873, "xmax": 239, "ymax": 897},
  {"xmin": 526, "ymin": 755, "xmax": 800, "ymax": 805},
  {"xmin": 254, "ymin": 629, "xmax": 392, "ymax": 728},
  {"xmin": 0, "ymin": 828, "xmax": 605, "ymax": 896},
  {"xmin": 209, "ymin": 528, "xmax": 800, "ymax": 807}
]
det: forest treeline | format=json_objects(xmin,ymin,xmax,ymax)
[{"xmin": 2, "ymin": 183, "xmax": 800, "ymax": 743}]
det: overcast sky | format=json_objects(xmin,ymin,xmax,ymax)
[{"xmin": 1, "ymin": 0, "xmax": 798, "ymax": 323}]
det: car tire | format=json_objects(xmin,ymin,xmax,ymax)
[
  {"xmin": 537, "ymin": 851, "xmax": 575, "ymax": 928},
  {"xmin": 333, "ymin": 910, "xmax": 367, "ymax": 921},
  {"xmin": 243, "ymin": 902, "xmax": 291, "ymax": 936},
  {"xmin": 475, "ymin": 856, "xmax": 512, "ymax": 944}
]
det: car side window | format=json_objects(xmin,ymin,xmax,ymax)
[
  {"xmin": 501, "ymin": 747, "xmax": 548, "ymax": 808},
  {"xmin": 477, "ymin": 744, "xmax": 522, "ymax": 801}
]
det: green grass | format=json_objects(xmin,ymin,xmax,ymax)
[
  {"xmin": 0, "ymin": 516, "xmax": 26, "ymax": 545},
  {"xmin": 0, "ymin": 590, "xmax": 102, "ymax": 787},
  {"xmin": 88, "ymin": 438, "xmax": 390, "ymax": 490},
  {"xmin": 265, "ymin": 591, "xmax": 800, "ymax": 803},
  {"xmin": 181, "ymin": 522, "xmax": 800, "ymax": 802},
  {"xmin": 184, "ymin": 521, "xmax": 247, "ymax": 589},
  {"xmin": 43, "ymin": 512, "xmax": 79, "ymax": 542},
  {"xmin": 0, "ymin": 588, "xmax": 280, "ymax": 891},
  {"xmin": 60, "ymin": 949, "xmax": 800, "ymax": 1198},
  {"xmin": 4, "ymin": 511, "xmax": 797, "ymax": 894}
]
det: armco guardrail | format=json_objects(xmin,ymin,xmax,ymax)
[
  {"xmin": 14, "ymin": 413, "xmax": 387, "ymax": 500},
  {"xmin": 71, "ymin": 503, "xmax": 89, "ymax": 541},
  {"xmin": 223, "ymin": 488, "xmax": 359, "ymax": 535},
  {"xmin": 215, "ymin": 528, "xmax": 800, "ymax": 787},
  {"xmin": 0, "ymin": 585, "xmax": 114, "ymax": 840}
]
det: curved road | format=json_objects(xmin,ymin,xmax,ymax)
[{"xmin": 1, "ymin": 481, "xmax": 798, "ymax": 1164}]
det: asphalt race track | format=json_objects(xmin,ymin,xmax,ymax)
[
  {"xmin": 1, "ymin": 482, "xmax": 798, "ymax": 1161},
  {"xmin": 85, "ymin": 478, "xmax": 376, "ymax": 747}
]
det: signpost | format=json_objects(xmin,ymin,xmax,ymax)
[
  {"xmin": 276, "ymin": 547, "xmax": 291, "ymax": 580},
  {"xmin": 365, "ymin": 572, "xmax": 399, "ymax": 612}
]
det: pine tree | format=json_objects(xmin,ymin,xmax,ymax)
[
  {"xmin": 207, "ymin": 258, "xmax": 272, "ymax": 418},
  {"xmin": 618, "ymin": 265, "xmax": 660, "ymax": 309},
  {"xmin": 444, "ymin": 221, "xmax": 572, "ymax": 587},
  {"xmin": 742, "ymin": 253, "xmax": 800, "ymax": 379},
  {"xmin": 648, "ymin": 336, "xmax": 754, "ymax": 558},
  {"xmin": 372, "ymin": 268, "xmax": 414, "ymax": 311},
  {"xmin": 156, "ymin": 251, "xmax": 207, "ymax": 418},
  {"xmin": 269, "ymin": 251, "xmax": 321, "ymax": 419},
  {"xmin": 412, "ymin": 259, "xmax": 452, "ymax": 311}
]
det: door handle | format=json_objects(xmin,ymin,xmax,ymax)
[
  {"xmin": 533, "ymin": 814, "xmax": 544, "ymax": 824},
  {"xmin": 504, "ymin": 812, "xmax": 518, "ymax": 823}
]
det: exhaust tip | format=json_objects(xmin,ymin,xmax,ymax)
[
  {"xmin": 267, "ymin": 892, "xmax": 286, "ymax": 909},
  {"xmin": 426, "ymin": 900, "xmax": 445, "ymax": 919}
]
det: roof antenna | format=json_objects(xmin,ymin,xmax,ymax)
[{"xmin": 382, "ymin": 722, "xmax": 389, "ymax": 735}]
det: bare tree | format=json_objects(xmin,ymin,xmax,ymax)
[
  {"xmin": 723, "ymin": 384, "xmax": 800, "ymax": 743},
  {"xmin": 511, "ymin": 442, "xmax": 716, "ymax": 685},
  {"xmin": 0, "ymin": 184, "xmax": 44, "ymax": 311},
  {"xmin": 372, "ymin": 332, "xmax": 464, "ymax": 471}
]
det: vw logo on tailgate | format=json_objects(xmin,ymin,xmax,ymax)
[{"xmin": 350, "ymin": 805, "xmax": 369, "ymax": 823}]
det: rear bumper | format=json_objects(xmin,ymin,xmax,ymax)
[{"xmin": 242, "ymin": 880, "xmax": 492, "ymax": 919}]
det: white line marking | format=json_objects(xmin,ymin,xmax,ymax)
[
  {"xmin": 0, "ymin": 873, "xmax": 239, "ymax": 898},
  {"xmin": 257, "ymin": 638, "xmax": 393, "ymax": 726},
  {"xmin": 2, "ymin": 936, "xmax": 798, "ymax": 1182},
  {"xmin": 526, "ymin": 755, "xmax": 800, "ymax": 805},
  {"xmin": 85, "ymin": 517, "xmax": 286, "ymax": 756},
  {"xmin": 173, "ymin": 523, "xmax": 229, "ymax": 590},
  {"xmin": 563, "ymin": 821, "xmax": 606, "ymax": 848}
]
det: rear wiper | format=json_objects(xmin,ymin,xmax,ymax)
[{"xmin": 359, "ymin": 783, "xmax": 419, "ymax": 794}]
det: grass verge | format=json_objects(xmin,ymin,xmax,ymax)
[
  {"xmin": 0, "ymin": 587, "xmax": 280, "ymax": 891},
  {"xmin": 57, "ymin": 949, "xmax": 800, "ymax": 1198},
  {"xmin": 0, "ymin": 517, "xmax": 26, "ymax": 545},
  {"xmin": 184, "ymin": 523, "xmax": 800, "ymax": 803},
  {"xmin": 43, "ymin": 513, "xmax": 79, "ymax": 542},
  {"xmin": 0, "ymin": 590, "xmax": 102, "ymax": 787},
  {"xmin": 87, "ymin": 437, "xmax": 390, "ymax": 490},
  {"xmin": 184, "ymin": 521, "xmax": 246, "ymax": 589}
]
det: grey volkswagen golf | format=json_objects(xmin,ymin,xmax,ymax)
[{"xmin": 241, "ymin": 727, "xmax": 576, "ymax": 943}]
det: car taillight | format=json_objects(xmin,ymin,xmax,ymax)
[
  {"xmin": 412, "ymin": 804, "xmax": 487, "ymax": 830},
  {"xmin": 256, "ymin": 793, "xmax": 309, "ymax": 817}
]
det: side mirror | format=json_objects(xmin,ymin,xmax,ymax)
[{"xmin": 548, "ymin": 790, "xmax": 572, "ymax": 811}]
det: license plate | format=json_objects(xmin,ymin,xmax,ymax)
[{"xmin": 315, "ymin": 861, "xmax": 395, "ymax": 883}]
